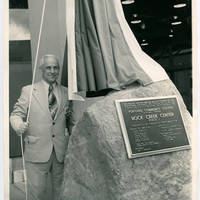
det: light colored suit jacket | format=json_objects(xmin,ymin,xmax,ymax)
[{"xmin": 10, "ymin": 81, "xmax": 75, "ymax": 163}]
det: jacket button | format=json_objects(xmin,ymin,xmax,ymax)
[
  {"xmin": 52, "ymin": 122, "xmax": 55, "ymax": 125},
  {"xmin": 52, "ymin": 134, "xmax": 55, "ymax": 138}
]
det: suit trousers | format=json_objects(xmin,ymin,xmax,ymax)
[{"xmin": 25, "ymin": 149, "xmax": 64, "ymax": 200}]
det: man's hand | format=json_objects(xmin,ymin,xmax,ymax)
[
  {"xmin": 10, "ymin": 115, "xmax": 29, "ymax": 136},
  {"xmin": 16, "ymin": 122, "xmax": 29, "ymax": 135}
]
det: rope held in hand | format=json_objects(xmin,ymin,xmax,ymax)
[{"xmin": 20, "ymin": 0, "xmax": 47, "ymax": 199}]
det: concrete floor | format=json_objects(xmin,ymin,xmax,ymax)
[
  {"xmin": 10, "ymin": 157, "xmax": 53, "ymax": 200},
  {"xmin": 10, "ymin": 175, "xmax": 52, "ymax": 200},
  {"xmin": 10, "ymin": 184, "xmax": 25, "ymax": 200}
]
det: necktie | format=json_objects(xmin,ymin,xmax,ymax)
[{"xmin": 48, "ymin": 84, "xmax": 58, "ymax": 119}]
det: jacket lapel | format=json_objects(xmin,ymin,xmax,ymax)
[{"xmin": 54, "ymin": 85, "xmax": 65, "ymax": 120}]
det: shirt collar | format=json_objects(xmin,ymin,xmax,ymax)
[{"xmin": 42, "ymin": 80, "xmax": 58, "ymax": 90}]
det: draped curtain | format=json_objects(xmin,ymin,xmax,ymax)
[{"xmin": 74, "ymin": 0, "xmax": 168, "ymax": 93}]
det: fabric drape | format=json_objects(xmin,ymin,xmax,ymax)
[{"xmin": 74, "ymin": 0, "xmax": 169, "ymax": 93}]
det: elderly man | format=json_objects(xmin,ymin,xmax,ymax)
[{"xmin": 10, "ymin": 54, "xmax": 75, "ymax": 200}]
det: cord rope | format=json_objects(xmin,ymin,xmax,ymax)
[{"xmin": 20, "ymin": 0, "xmax": 47, "ymax": 199}]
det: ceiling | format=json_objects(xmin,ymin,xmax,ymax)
[
  {"xmin": 121, "ymin": 0, "xmax": 192, "ymax": 58},
  {"xmin": 9, "ymin": 0, "xmax": 192, "ymax": 58}
]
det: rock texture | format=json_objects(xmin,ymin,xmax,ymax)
[{"xmin": 60, "ymin": 80, "xmax": 192, "ymax": 200}]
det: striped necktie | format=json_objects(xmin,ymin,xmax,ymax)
[{"xmin": 48, "ymin": 84, "xmax": 58, "ymax": 119}]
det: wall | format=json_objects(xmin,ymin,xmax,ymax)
[{"xmin": 9, "ymin": 62, "xmax": 32, "ymax": 157}]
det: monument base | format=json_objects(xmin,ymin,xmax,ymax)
[{"xmin": 60, "ymin": 80, "xmax": 192, "ymax": 200}]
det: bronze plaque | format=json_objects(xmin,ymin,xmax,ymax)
[{"xmin": 115, "ymin": 96, "xmax": 190, "ymax": 159}]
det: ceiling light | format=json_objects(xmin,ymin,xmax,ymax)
[
  {"xmin": 171, "ymin": 21, "xmax": 182, "ymax": 25},
  {"xmin": 122, "ymin": 0, "xmax": 135, "ymax": 5},
  {"xmin": 173, "ymin": 3, "xmax": 186, "ymax": 8},
  {"xmin": 170, "ymin": 29, "xmax": 173, "ymax": 33},
  {"xmin": 169, "ymin": 34, "xmax": 174, "ymax": 38},
  {"xmin": 133, "ymin": 14, "xmax": 138, "ymax": 18},
  {"xmin": 131, "ymin": 19, "xmax": 142, "ymax": 24},
  {"xmin": 141, "ymin": 23, "xmax": 146, "ymax": 29},
  {"xmin": 141, "ymin": 42, "xmax": 149, "ymax": 46},
  {"xmin": 173, "ymin": 16, "xmax": 178, "ymax": 20},
  {"xmin": 142, "ymin": 39, "xmax": 146, "ymax": 42}
]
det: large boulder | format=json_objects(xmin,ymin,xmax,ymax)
[{"xmin": 60, "ymin": 80, "xmax": 192, "ymax": 200}]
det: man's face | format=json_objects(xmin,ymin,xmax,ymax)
[{"xmin": 41, "ymin": 64, "xmax": 60, "ymax": 84}]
